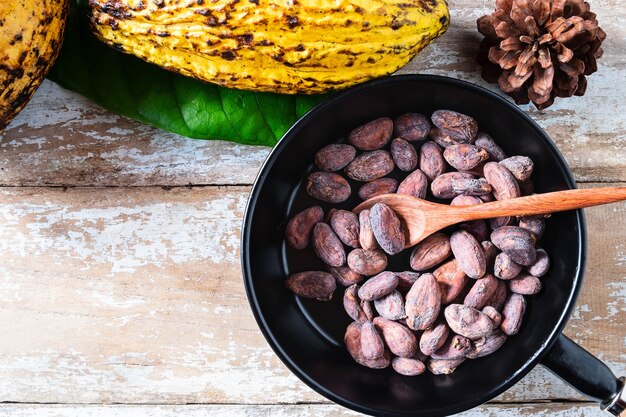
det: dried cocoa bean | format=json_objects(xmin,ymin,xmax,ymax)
[
  {"xmin": 361, "ymin": 299, "xmax": 375, "ymax": 321},
  {"xmin": 450, "ymin": 230, "xmax": 487, "ymax": 279},
  {"xmin": 508, "ymin": 273, "xmax": 542, "ymax": 295},
  {"xmin": 330, "ymin": 210, "xmax": 361, "ymax": 248},
  {"xmin": 396, "ymin": 271, "xmax": 420, "ymax": 290},
  {"xmin": 347, "ymin": 249, "xmax": 388, "ymax": 276},
  {"xmin": 286, "ymin": 271, "xmax": 337, "ymax": 301},
  {"xmin": 420, "ymin": 141, "xmax": 447, "ymax": 181},
  {"xmin": 431, "ymin": 110, "xmax": 478, "ymax": 143},
  {"xmin": 285, "ymin": 206, "xmax": 324, "ymax": 249},
  {"xmin": 451, "ymin": 178, "xmax": 492, "ymax": 196},
  {"xmin": 392, "ymin": 357, "xmax": 426, "ymax": 376},
  {"xmin": 491, "ymin": 226, "xmax": 537, "ymax": 266},
  {"xmin": 431, "ymin": 335, "xmax": 471, "ymax": 360},
  {"xmin": 374, "ymin": 290, "xmax": 406, "ymax": 320},
  {"xmin": 443, "ymin": 144, "xmax": 490, "ymax": 171},
  {"xmin": 428, "ymin": 358, "xmax": 465, "ymax": 375},
  {"xmin": 459, "ymin": 220, "xmax": 489, "ymax": 242},
  {"xmin": 358, "ymin": 210, "xmax": 378, "ymax": 250},
  {"xmin": 391, "ymin": 138, "xmax": 418, "ymax": 171},
  {"xmin": 519, "ymin": 215, "xmax": 546, "ymax": 240},
  {"xmin": 306, "ymin": 172, "xmax": 351, "ymax": 203},
  {"xmin": 482, "ymin": 241, "xmax": 499, "ymax": 272},
  {"xmin": 490, "ymin": 216, "xmax": 514, "ymax": 230},
  {"xmin": 444, "ymin": 304, "xmax": 494, "ymax": 340},
  {"xmin": 431, "ymin": 172, "xmax": 475, "ymax": 199},
  {"xmin": 420, "ymin": 321, "xmax": 450, "ymax": 355},
  {"xmin": 315, "ymin": 144, "xmax": 356, "ymax": 172},
  {"xmin": 434, "ymin": 259, "xmax": 469, "ymax": 304},
  {"xmin": 370, "ymin": 203, "xmax": 405, "ymax": 255},
  {"xmin": 464, "ymin": 274, "xmax": 499, "ymax": 309},
  {"xmin": 345, "ymin": 150, "xmax": 395, "ymax": 182},
  {"xmin": 430, "ymin": 127, "xmax": 460, "ymax": 148},
  {"xmin": 313, "ymin": 223, "xmax": 346, "ymax": 267},
  {"xmin": 466, "ymin": 329, "xmax": 507, "ymax": 359},
  {"xmin": 475, "ymin": 132, "xmax": 507, "ymax": 161},
  {"xmin": 409, "ymin": 232, "xmax": 452, "ymax": 271},
  {"xmin": 373, "ymin": 317, "xmax": 418, "ymax": 358},
  {"xmin": 500, "ymin": 293, "xmax": 526, "ymax": 336},
  {"xmin": 357, "ymin": 271, "xmax": 398, "ymax": 301},
  {"xmin": 451, "ymin": 195, "xmax": 483, "ymax": 206},
  {"xmin": 394, "ymin": 113, "xmax": 431, "ymax": 142},
  {"xmin": 494, "ymin": 252, "xmax": 522, "ymax": 280},
  {"xmin": 528, "ymin": 248, "xmax": 550, "ymax": 277},
  {"xmin": 405, "ymin": 273, "xmax": 441, "ymax": 331},
  {"xmin": 486, "ymin": 279, "xmax": 508, "ymax": 311},
  {"xmin": 482, "ymin": 306, "xmax": 502, "ymax": 326},
  {"xmin": 358, "ymin": 178, "xmax": 398, "ymax": 200},
  {"xmin": 348, "ymin": 117, "xmax": 393, "ymax": 151},
  {"xmin": 397, "ymin": 169, "xmax": 429, "ymax": 199},
  {"xmin": 329, "ymin": 266, "xmax": 364, "ymax": 286},
  {"xmin": 344, "ymin": 322, "xmax": 390, "ymax": 369},
  {"xmin": 343, "ymin": 285, "xmax": 367, "ymax": 322},
  {"xmin": 499, "ymin": 156, "xmax": 534, "ymax": 181},
  {"xmin": 483, "ymin": 162, "xmax": 521, "ymax": 201},
  {"xmin": 361, "ymin": 321, "xmax": 385, "ymax": 360},
  {"xmin": 460, "ymin": 161, "xmax": 487, "ymax": 177}
]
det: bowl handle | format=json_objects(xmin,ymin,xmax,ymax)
[{"xmin": 541, "ymin": 334, "xmax": 625, "ymax": 416}]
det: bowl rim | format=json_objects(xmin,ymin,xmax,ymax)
[{"xmin": 241, "ymin": 74, "xmax": 587, "ymax": 417}]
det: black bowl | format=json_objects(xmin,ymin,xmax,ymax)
[{"xmin": 242, "ymin": 75, "xmax": 587, "ymax": 416}]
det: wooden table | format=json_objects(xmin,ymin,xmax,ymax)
[{"xmin": 0, "ymin": 1, "xmax": 624, "ymax": 416}]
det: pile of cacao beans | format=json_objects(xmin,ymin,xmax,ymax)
[{"xmin": 285, "ymin": 110, "xmax": 550, "ymax": 376}]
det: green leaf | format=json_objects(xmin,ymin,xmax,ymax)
[{"xmin": 47, "ymin": 1, "xmax": 328, "ymax": 146}]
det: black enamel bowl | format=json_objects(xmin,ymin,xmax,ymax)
[{"xmin": 241, "ymin": 75, "xmax": 624, "ymax": 416}]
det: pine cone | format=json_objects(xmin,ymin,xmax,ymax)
[{"xmin": 477, "ymin": 0, "xmax": 605, "ymax": 109}]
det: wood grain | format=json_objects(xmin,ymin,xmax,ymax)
[
  {"xmin": 0, "ymin": 403, "xmax": 611, "ymax": 417},
  {"xmin": 0, "ymin": 184, "xmax": 623, "ymax": 405},
  {"xmin": 0, "ymin": 2, "xmax": 624, "ymax": 187}
]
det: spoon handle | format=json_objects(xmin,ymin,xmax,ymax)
[{"xmin": 458, "ymin": 187, "xmax": 626, "ymax": 221}]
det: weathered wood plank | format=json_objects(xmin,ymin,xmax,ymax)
[
  {"xmin": 0, "ymin": 184, "xmax": 623, "ymax": 404},
  {"xmin": 0, "ymin": 403, "xmax": 609, "ymax": 417},
  {"xmin": 0, "ymin": 0, "xmax": 624, "ymax": 186}
]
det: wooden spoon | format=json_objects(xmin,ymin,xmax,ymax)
[{"xmin": 353, "ymin": 187, "xmax": 626, "ymax": 248}]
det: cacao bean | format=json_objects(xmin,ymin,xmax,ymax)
[
  {"xmin": 451, "ymin": 178, "xmax": 492, "ymax": 196},
  {"xmin": 466, "ymin": 329, "xmax": 507, "ymax": 359},
  {"xmin": 419, "ymin": 141, "xmax": 447, "ymax": 181},
  {"xmin": 482, "ymin": 240, "xmax": 499, "ymax": 272},
  {"xmin": 391, "ymin": 138, "xmax": 418, "ymax": 171},
  {"xmin": 444, "ymin": 304, "xmax": 494, "ymax": 340},
  {"xmin": 494, "ymin": 252, "xmax": 522, "ymax": 280},
  {"xmin": 394, "ymin": 113, "xmax": 431, "ymax": 142},
  {"xmin": 431, "ymin": 335, "xmax": 471, "ymax": 360},
  {"xmin": 358, "ymin": 271, "xmax": 398, "ymax": 301},
  {"xmin": 482, "ymin": 305, "xmax": 502, "ymax": 326},
  {"xmin": 450, "ymin": 230, "xmax": 487, "ymax": 279},
  {"xmin": 361, "ymin": 320, "xmax": 385, "ymax": 360},
  {"xmin": 344, "ymin": 322, "xmax": 390, "ymax": 369},
  {"xmin": 313, "ymin": 223, "xmax": 346, "ymax": 267},
  {"xmin": 286, "ymin": 271, "xmax": 337, "ymax": 301},
  {"xmin": 370, "ymin": 203, "xmax": 406, "ymax": 255},
  {"xmin": 405, "ymin": 273, "xmax": 441, "ymax": 331},
  {"xmin": 330, "ymin": 210, "xmax": 361, "ymax": 248},
  {"xmin": 397, "ymin": 169, "xmax": 429, "ymax": 199},
  {"xmin": 431, "ymin": 110, "xmax": 478, "ymax": 143},
  {"xmin": 306, "ymin": 172, "xmax": 351, "ymax": 203},
  {"xmin": 315, "ymin": 144, "xmax": 356, "ymax": 172},
  {"xmin": 409, "ymin": 232, "xmax": 452, "ymax": 271},
  {"xmin": 358, "ymin": 210, "xmax": 379, "ymax": 250},
  {"xmin": 475, "ymin": 132, "xmax": 507, "ymax": 161},
  {"xmin": 483, "ymin": 162, "xmax": 521, "ymax": 201},
  {"xmin": 443, "ymin": 144, "xmax": 490, "ymax": 171},
  {"xmin": 343, "ymin": 285, "xmax": 367, "ymax": 322},
  {"xmin": 528, "ymin": 248, "xmax": 550, "ymax": 277},
  {"xmin": 361, "ymin": 299, "xmax": 375, "ymax": 321},
  {"xmin": 373, "ymin": 317, "xmax": 418, "ymax": 358},
  {"xmin": 345, "ymin": 150, "xmax": 394, "ymax": 182},
  {"xmin": 450, "ymin": 195, "xmax": 483, "ymax": 206},
  {"xmin": 434, "ymin": 259, "xmax": 469, "ymax": 304},
  {"xmin": 464, "ymin": 274, "xmax": 499, "ymax": 309},
  {"xmin": 392, "ymin": 357, "xmax": 426, "ymax": 376},
  {"xmin": 508, "ymin": 273, "xmax": 542, "ymax": 295},
  {"xmin": 430, "ymin": 127, "xmax": 460, "ymax": 148},
  {"xmin": 347, "ymin": 249, "xmax": 388, "ymax": 276},
  {"xmin": 485, "ymin": 279, "xmax": 508, "ymax": 311},
  {"xmin": 459, "ymin": 220, "xmax": 489, "ymax": 242},
  {"xmin": 490, "ymin": 216, "xmax": 514, "ymax": 230},
  {"xmin": 358, "ymin": 178, "xmax": 398, "ymax": 200},
  {"xmin": 428, "ymin": 358, "xmax": 465, "ymax": 375},
  {"xmin": 396, "ymin": 271, "xmax": 420, "ymax": 290},
  {"xmin": 499, "ymin": 156, "xmax": 534, "ymax": 181},
  {"xmin": 491, "ymin": 226, "xmax": 537, "ymax": 266},
  {"xmin": 500, "ymin": 293, "xmax": 526, "ymax": 335},
  {"xmin": 374, "ymin": 290, "xmax": 406, "ymax": 320},
  {"xmin": 285, "ymin": 206, "xmax": 324, "ymax": 249},
  {"xmin": 431, "ymin": 172, "xmax": 475, "ymax": 199},
  {"xmin": 420, "ymin": 321, "xmax": 450, "ymax": 355},
  {"xmin": 519, "ymin": 215, "xmax": 546, "ymax": 240},
  {"xmin": 329, "ymin": 265, "xmax": 364, "ymax": 286},
  {"xmin": 348, "ymin": 117, "xmax": 393, "ymax": 151}
]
